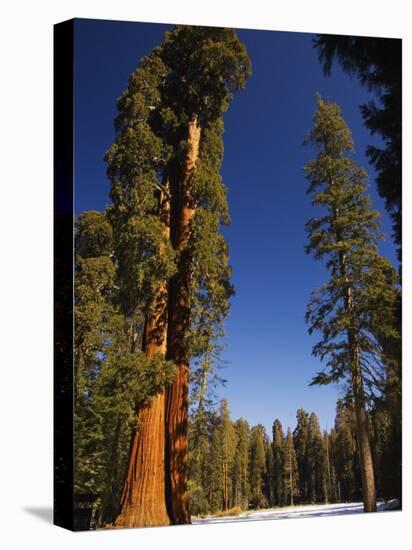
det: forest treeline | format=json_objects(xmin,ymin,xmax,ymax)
[
  {"xmin": 188, "ymin": 397, "xmax": 399, "ymax": 517},
  {"xmin": 70, "ymin": 26, "xmax": 401, "ymax": 530}
]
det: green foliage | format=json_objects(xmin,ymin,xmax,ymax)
[
  {"xmin": 74, "ymin": 210, "xmax": 175, "ymax": 526},
  {"xmin": 293, "ymin": 409, "xmax": 310, "ymax": 502},
  {"xmin": 304, "ymin": 96, "xmax": 399, "ymax": 401},
  {"xmin": 160, "ymin": 26, "xmax": 251, "ymax": 127},
  {"xmin": 249, "ymin": 425, "xmax": 267, "ymax": 508},
  {"xmin": 272, "ymin": 419, "xmax": 286, "ymax": 506},
  {"xmin": 333, "ymin": 399, "xmax": 360, "ymax": 501},
  {"xmin": 314, "ymin": 36, "xmax": 401, "ymax": 259},
  {"xmin": 283, "ymin": 428, "xmax": 299, "ymax": 505},
  {"xmin": 232, "ymin": 419, "xmax": 251, "ymax": 509},
  {"xmin": 306, "ymin": 413, "xmax": 328, "ymax": 503}
]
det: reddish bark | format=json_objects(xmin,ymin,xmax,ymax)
[
  {"xmin": 113, "ymin": 188, "xmax": 171, "ymax": 528},
  {"xmin": 165, "ymin": 115, "xmax": 201, "ymax": 524}
]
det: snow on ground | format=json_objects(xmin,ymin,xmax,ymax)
[{"xmin": 192, "ymin": 500, "xmax": 399, "ymax": 525}]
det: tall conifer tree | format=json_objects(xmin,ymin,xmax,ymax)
[
  {"xmin": 304, "ymin": 96, "xmax": 399, "ymax": 512},
  {"xmin": 106, "ymin": 26, "xmax": 251, "ymax": 525},
  {"xmin": 283, "ymin": 428, "xmax": 299, "ymax": 506}
]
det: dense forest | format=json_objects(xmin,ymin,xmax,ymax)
[
  {"xmin": 72, "ymin": 26, "xmax": 401, "ymax": 529},
  {"xmin": 188, "ymin": 397, "xmax": 399, "ymax": 516}
]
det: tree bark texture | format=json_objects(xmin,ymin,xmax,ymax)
[
  {"xmin": 114, "ymin": 186, "xmax": 171, "ymax": 528},
  {"xmin": 352, "ymin": 363, "xmax": 377, "ymax": 512},
  {"xmin": 165, "ymin": 114, "xmax": 201, "ymax": 524},
  {"xmin": 343, "ymin": 265, "xmax": 377, "ymax": 513}
]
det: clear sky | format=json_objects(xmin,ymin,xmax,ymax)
[{"xmin": 74, "ymin": 19, "xmax": 397, "ymax": 437}]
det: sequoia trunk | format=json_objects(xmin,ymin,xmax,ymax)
[
  {"xmin": 166, "ymin": 115, "xmax": 201, "ymax": 524},
  {"xmin": 114, "ymin": 186, "xmax": 171, "ymax": 528}
]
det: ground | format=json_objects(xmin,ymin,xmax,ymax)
[{"xmin": 192, "ymin": 500, "xmax": 399, "ymax": 524}]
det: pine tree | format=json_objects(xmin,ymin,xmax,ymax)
[
  {"xmin": 306, "ymin": 413, "xmax": 328, "ymax": 503},
  {"xmin": 283, "ymin": 428, "xmax": 299, "ymax": 506},
  {"xmin": 304, "ymin": 95, "xmax": 399, "ymax": 512},
  {"xmin": 232, "ymin": 419, "xmax": 251, "ymax": 509},
  {"xmin": 272, "ymin": 419, "xmax": 286, "ymax": 506},
  {"xmin": 327, "ymin": 428, "xmax": 339, "ymax": 503},
  {"xmin": 333, "ymin": 399, "xmax": 360, "ymax": 502},
  {"xmin": 249, "ymin": 425, "xmax": 267, "ymax": 508},
  {"xmin": 314, "ymin": 36, "xmax": 401, "ymax": 263},
  {"xmin": 263, "ymin": 433, "xmax": 275, "ymax": 506},
  {"xmin": 218, "ymin": 399, "xmax": 238, "ymax": 510},
  {"xmin": 293, "ymin": 409, "xmax": 310, "ymax": 503}
]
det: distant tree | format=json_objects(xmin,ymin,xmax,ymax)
[
  {"xmin": 314, "ymin": 35, "xmax": 402, "ymax": 263},
  {"xmin": 333, "ymin": 399, "xmax": 360, "ymax": 502},
  {"xmin": 304, "ymin": 95, "xmax": 399, "ymax": 512},
  {"xmin": 293, "ymin": 409, "xmax": 310, "ymax": 502},
  {"xmin": 263, "ymin": 432, "xmax": 275, "ymax": 506},
  {"xmin": 249, "ymin": 425, "xmax": 267, "ymax": 508},
  {"xmin": 272, "ymin": 419, "xmax": 286, "ymax": 506},
  {"xmin": 323, "ymin": 430, "xmax": 337, "ymax": 503},
  {"xmin": 283, "ymin": 428, "xmax": 299, "ymax": 506},
  {"xmin": 232, "ymin": 419, "xmax": 251, "ymax": 509},
  {"xmin": 306, "ymin": 413, "xmax": 328, "ymax": 503},
  {"xmin": 218, "ymin": 399, "xmax": 238, "ymax": 510}
]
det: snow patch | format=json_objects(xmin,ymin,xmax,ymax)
[{"xmin": 192, "ymin": 500, "xmax": 399, "ymax": 524}]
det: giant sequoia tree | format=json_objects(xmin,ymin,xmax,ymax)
[
  {"xmin": 106, "ymin": 26, "xmax": 251, "ymax": 527},
  {"xmin": 304, "ymin": 96, "xmax": 399, "ymax": 512}
]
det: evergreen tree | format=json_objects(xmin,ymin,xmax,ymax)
[
  {"xmin": 314, "ymin": 36, "xmax": 402, "ymax": 263},
  {"xmin": 306, "ymin": 413, "xmax": 328, "ymax": 503},
  {"xmin": 218, "ymin": 399, "xmax": 238, "ymax": 510},
  {"xmin": 333, "ymin": 399, "xmax": 360, "ymax": 502},
  {"xmin": 272, "ymin": 419, "xmax": 286, "ymax": 506},
  {"xmin": 232, "ymin": 419, "xmax": 251, "ymax": 509},
  {"xmin": 159, "ymin": 26, "xmax": 251, "ymax": 523},
  {"xmin": 314, "ymin": 38, "xmax": 402, "ymax": 502},
  {"xmin": 263, "ymin": 433, "xmax": 275, "ymax": 506},
  {"xmin": 74, "ymin": 211, "xmax": 174, "ymax": 526},
  {"xmin": 249, "ymin": 425, "xmax": 267, "ymax": 508},
  {"xmin": 304, "ymin": 95, "xmax": 399, "ymax": 512},
  {"xmin": 283, "ymin": 428, "xmax": 299, "ymax": 506},
  {"xmin": 106, "ymin": 25, "xmax": 251, "ymax": 526},
  {"xmin": 327, "ymin": 428, "xmax": 339, "ymax": 503},
  {"xmin": 293, "ymin": 409, "xmax": 310, "ymax": 502}
]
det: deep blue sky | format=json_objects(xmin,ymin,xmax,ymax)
[{"xmin": 74, "ymin": 19, "xmax": 397, "ymax": 436}]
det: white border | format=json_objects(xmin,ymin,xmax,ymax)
[{"xmin": 1, "ymin": 1, "xmax": 409, "ymax": 548}]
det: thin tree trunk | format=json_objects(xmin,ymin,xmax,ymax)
[
  {"xmin": 343, "ymin": 266, "xmax": 377, "ymax": 513},
  {"xmin": 352, "ymin": 363, "xmax": 377, "ymax": 512},
  {"xmin": 113, "ymin": 184, "xmax": 171, "ymax": 528},
  {"xmin": 166, "ymin": 114, "xmax": 201, "ymax": 524},
  {"xmin": 334, "ymin": 186, "xmax": 377, "ymax": 514}
]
